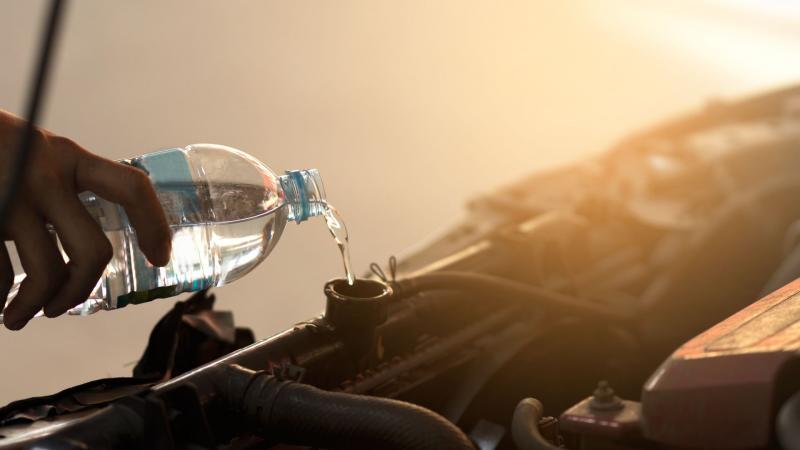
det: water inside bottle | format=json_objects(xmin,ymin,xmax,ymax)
[
  {"xmin": 322, "ymin": 204, "xmax": 355, "ymax": 285},
  {"xmin": 3, "ymin": 183, "xmax": 357, "ymax": 321},
  {"xmin": 72, "ymin": 185, "xmax": 289, "ymax": 313}
]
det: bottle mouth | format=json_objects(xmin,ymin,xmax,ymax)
[
  {"xmin": 281, "ymin": 169, "xmax": 327, "ymax": 223},
  {"xmin": 324, "ymin": 278, "xmax": 391, "ymax": 302}
]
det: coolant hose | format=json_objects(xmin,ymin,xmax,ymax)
[
  {"xmin": 512, "ymin": 398, "xmax": 561, "ymax": 450},
  {"xmin": 393, "ymin": 271, "xmax": 629, "ymax": 320},
  {"xmin": 219, "ymin": 364, "xmax": 475, "ymax": 450}
]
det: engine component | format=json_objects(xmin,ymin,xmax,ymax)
[
  {"xmin": 777, "ymin": 390, "xmax": 800, "ymax": 449},
  {"xmin": 218, "ymin": 364, "xmax": 475, "ymax": 450},
  {"xmin": 641, "ymin": 278, "xmax": 800, "ymax": 448},
  {"xmin": 511, "ymin": 398, "xmax": 561, "ymax": 450},
  {"xmin": 323, "ymin": 278, "xmax": 391, "ymax": 366},
  {"xmin": 558, "ymin": 381, "xmax": 643, "ymax": 447},
  {"xmin": 393, "ymin": 271, "xmax": 629, "ymax": 320}
]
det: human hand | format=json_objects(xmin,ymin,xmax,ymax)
[{"xmin": 0, "ymin": 109, "xmax": 171, "ymax": 329}]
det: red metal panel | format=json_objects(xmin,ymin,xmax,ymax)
[{"xmin": 642, "ymin": 278, "xmax": 800, "ymax": 449}]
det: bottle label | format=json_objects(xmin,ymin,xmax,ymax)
[
  {"xmin": 115, "ymin": 276, "xmax": 214, "ymax": 308},
  {"xmin": 116, "ymin": 285, "xmax": 179, "ymax": 308},
  {"xmin": 129, "ymin": 148, "xmax": 204, "ymax": 224},
  {"xmin": 131, "ymin": 148, "xmax": 195, "ymax": 185}
]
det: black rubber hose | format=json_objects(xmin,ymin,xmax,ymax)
[
  {"xmin": 393, "ymin": 271, "xmax": 630, "ymax": 321},
  {"xmin": 219, "ymin": 364, "xmax": 475, "ymax": 450},
  {"xmin": 511, "ymin": 398, "xmax": 561, "ymax": 450}
]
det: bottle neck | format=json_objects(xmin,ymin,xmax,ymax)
[{"xmin": 280, "ymin": 169, "xmax": 327, "ymax": 223}]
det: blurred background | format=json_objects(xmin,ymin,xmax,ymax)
[{"xmin": 0, "ymin": 0, "xmax": 799, "ymax": 405}]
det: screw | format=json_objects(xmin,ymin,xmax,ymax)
[{"xmin": 589, "ymin": 380, "xmax": 624, "ymax": 411}]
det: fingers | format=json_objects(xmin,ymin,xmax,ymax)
[
  {"xmin": 70, "ymin": 144, "xmax": 171, "ymax": 266},
  {"xmin": 2, "ymin": 206, "xmax": 66, "ymax": 330},
  {"xmin": 0, "ymin": 128, "xmax": 172, "ymax": 328},
  {"xmin": 0, "ymin": 243, "xmax": 13, "ymax": 315},
  {"xmin": 37, "ymin": 189, "xmax": 112, "ymax": 318}
]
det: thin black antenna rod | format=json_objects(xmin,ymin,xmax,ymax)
[{"xmin": 0, "ymin": 0, "xmax": 67, "ymax": 227}]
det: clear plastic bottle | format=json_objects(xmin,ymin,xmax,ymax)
[{"xmin": 1, "ymin": 143, "xmax": 328, "ymax": 321}]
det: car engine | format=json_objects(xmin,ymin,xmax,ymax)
[{"xmin": 0, "ymin": 84, "xmax": 799, "ymax": 449}]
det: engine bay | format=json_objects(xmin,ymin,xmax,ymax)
[{"xmin": 0, "ymin": 85, "xmax": 799, "ymax": 449}]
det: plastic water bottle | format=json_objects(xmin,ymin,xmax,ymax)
[{"xmin": 2, "ymin": 143, "xmax": 335, "ymax": 321}]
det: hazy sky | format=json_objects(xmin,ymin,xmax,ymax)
[{"xmin": 0, "ymin": 0, "xmax": 799, "ymax": 404}]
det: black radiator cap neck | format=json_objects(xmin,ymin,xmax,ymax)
[{"xmin": 324, "ymin": 278, "xmax": 391, "ymax": 331}]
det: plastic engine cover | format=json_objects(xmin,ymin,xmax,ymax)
[{"xmin": 642, "ymin": 279, "xmax": 800, "ymax": 449}]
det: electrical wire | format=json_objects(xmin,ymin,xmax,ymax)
[{"xmin": 0, "ymin": 0, "xmax": 67, "ymax": 228}]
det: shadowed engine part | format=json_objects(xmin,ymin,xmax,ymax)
[
  {"xmin": 641, "ymin": 279, "xmax": 800, "ymax": 449},
  {"xmin": 511, "ymin": 398, "xmax": 560, "ymax": 450},
  {"xmin": 218, "ymin": 364, "xmax": 475, "ymax": 450},
  {"xmin": 777, "ymin": 390, "xmax": 800, "ymax": 449}
]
